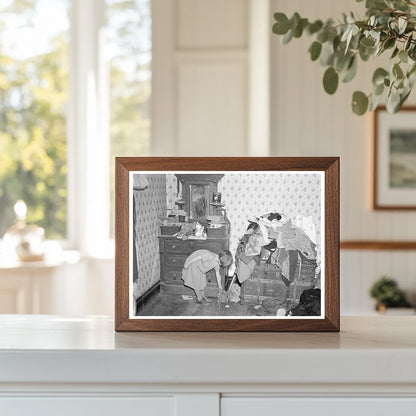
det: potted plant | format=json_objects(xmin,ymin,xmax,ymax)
[{"xmin": 369, "ymin": 276, "xmax": 413, "ymax": 312}]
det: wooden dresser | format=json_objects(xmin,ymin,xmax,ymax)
[{"xmin": 158, "ymin": 235, "xmax": 230, "ymax": 297}]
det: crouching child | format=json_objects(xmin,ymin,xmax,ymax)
[{"xmin": 182, "ymin": 249, "xmax": 233, "ymax": 303}]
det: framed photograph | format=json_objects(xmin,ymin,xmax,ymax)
[
  {"xmin": 115, "ymin": 157, "xmax": 339, "ymax": 332},
  {"xmin": 374, "ymin": 106, "xmax": 416, "ymax": 209}
]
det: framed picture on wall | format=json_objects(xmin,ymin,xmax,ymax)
[
  {"xmin": 374, "ymin": 106, "xmax": 416, "ymax": 209},
  {"xmin": 115, "ymin": 157, "xmax": 340, "ymax": 332}
]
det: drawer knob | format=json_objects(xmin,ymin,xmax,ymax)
[
  {"xmin": 172, "ymin": 245, "xmax": 176, "ymax": 249},
  {"xmin": 172, "ymin": 259, "xmax": 176, "ymax": 263}
]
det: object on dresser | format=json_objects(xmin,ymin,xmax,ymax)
[
  {"xmin": 212, "ymin": 192, "xmax": 222, "ymax": 203},
  {"xmin": 167, "ymin": 208, "xmax": 188, "ymax": 223},
  {"xmin": 3, "ymin": 200, "xmax": 45, "ymax": 262},
  {"xmin": 206, "ymin": 208, "xmax": 230, "ymax": 238},
  {"xmin": 160, "ymin": 224, "xmax": 182, "ymax": 236},
  {"xmin": 160, "ymin": 209, "xmax": 188, "ymax": 235}
]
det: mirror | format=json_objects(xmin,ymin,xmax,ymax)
[{"xmin": 175, "ymin": 174, "xmax": 224, "ymax": 223}]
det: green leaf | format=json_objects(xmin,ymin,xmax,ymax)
[
  {"xmin": 408, "ymin": 67, "xmax": 416, "ymax": 88},
  {"xmin": 409, "ymin": 45, "xmax": 416, "ymax": 61},
  {"xmin": 374, "ymin": 82, "xmax": 385, "ymax": 96},
  {"xmin": 352, "ymin": 91, "xmax": 369, "ymax": 115},
  {"xmin": 309, "ymin": 41, "xmax": 322, "ymax": 61},
  {"xmin": 391, "ymin": 47, "xmax": 399, "ymax": 59},
  {"xmin": 369, "ymin": 92, "xmax": 383, "ymax": 111},
  {"xmin": 307, "ymin": 20, "xmax": 323, "ymax": 35},
  {"xmin": 273, "ymin": 13, "xmax": 290, "ymax": 35},
  {"xmin": 282, "ymin": 29, "xmax": 293, "ymax": 44},
  {"xmin": 387, "ymin": 87, "xmax": 401, "ymax": 113},
  {"xmin": 317, "ymin": 30, "xmax": 328, "ymax": 43},
  {"xmin": 393, "ymin": 0, "xmax": 410, "ymax": 11},
  {"xmin": 383, "ymin": 37, "xmax": 396, "ymax": 50},
  {"xmin": 334, "ymin": 52, "xmax": 352, "ymax": 73},
  {"xmin": 323, "ymin": 67, "xmax": 339, "ymax": 95},
  {"xmin": 393, "ymin": 63, "xmax": 404, "ymax": 79},
  {"xmin": 320, "ymin": 40, "xmax": 335, "ymax": 66},
  {"xmin": 405, "ymin": 34, "xmax": 413, "ymax": 51},
  {"xmin": 359, "ymin": 45, "xmax": 375, "ymax": 62},
  {"xmin": 360, "ymin": 37, "xmax": 375, "ymax": 48},
  {"xmin": 372, "ymin": 68, "xmax": 389, "ymax": 86},
  {"xmin": 290, "ymin": 12, "xmax": 301, "ymax": 30},
  {"xmin": 342, "ymin": 56, "xmax": 357, "ymax": 83},
  {"xmin": 399, "ymin": 50, "xmax": 408, "ymax": 63},
  {"xmin": 400, "ymin": 88, "xmax": 411, "ymax": 106},
  {"xmin": 366, "ymin": 0, "xmax": 388, "ymax": 10},
  {"xmin": 293, "ymin": 18, "xmax": 309, "ymax": 38},
  {"xmin": 398, "ymin": 17, "xmax": 407, "ymax": 34}
]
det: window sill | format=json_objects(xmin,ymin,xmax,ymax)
[{"xmin": 0, "ymin": 250, "xmax": 81, "ymax": 271}]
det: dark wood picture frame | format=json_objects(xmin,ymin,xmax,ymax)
[
  {"xmin": 115, "ymin": 157, "xmax": 340, "ymax": 332},
  {"xmin": 373, "ymin": 106, "xmax": 416, "ymax": 210}
]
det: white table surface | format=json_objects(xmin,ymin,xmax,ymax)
[{"xmin": 0, "ymin": 315, "xmax": 415, "ymax": 387}]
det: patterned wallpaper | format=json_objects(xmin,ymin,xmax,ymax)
[
  {"xmin": 133, "ymin": 174, "xmax": 166, "ymax": 297},
  {"xmin": 165, "ymin": 173, "xmax": 322, "ymax": 259},
  {"xmin": 166, "ymin": 173, "xmax": 178, "ymax": 208}
]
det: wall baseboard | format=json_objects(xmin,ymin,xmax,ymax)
[{"xmin": 136, "ymin": 282, "xmax": 160, "ymax": 312}]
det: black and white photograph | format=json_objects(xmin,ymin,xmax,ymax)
[{"xmin": 130, "ymin": 171, "xmax": 324, "ymax": 319}]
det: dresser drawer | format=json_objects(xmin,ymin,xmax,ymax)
[
  {"xmin": 161, "ymin": 238, "xmax": 229, "ymax": 254},
  {"xmin": 163, "ymin": 267, "xmax": 218, "ymax": 288},
  {"xmin": 165, "ymin": 269, "xmax": 183, "ymax": 284},
  {"xmin": 189, "ymin": 240, "xmax": 228, "ymax": 252},
  {"xmin": 162, "ymin": 240, "xmax": 191, "ymax": 253},
  {"xmin": 165, "ymin": 255, "xmax": 187, "ymax": 268}
]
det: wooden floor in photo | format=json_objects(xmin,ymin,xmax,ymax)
[{"xmin": 136, "ymin": 293, "xmax": 256, "ymax": 317}]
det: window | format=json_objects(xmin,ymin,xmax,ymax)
[
  {"xmin": 106, "ymin": 0, "xmax": 151, "ymax": 237},
  {"xmin": 0, "ymin": 0, "xmax": 70, "ymax": 239},
  {"xmin": 0, "ymin": 0, "xmax": 151, "ymax": 252}
]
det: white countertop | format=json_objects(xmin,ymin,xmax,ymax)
[{"xmin": 0, "ymin": 315, "xmax": 415, "ymax": 387}]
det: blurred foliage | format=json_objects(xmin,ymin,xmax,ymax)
[
  {"xmin": 369, "ymin": 276, "xmax": 412, "ymax": 307},
  {"xmin": 0, "ymin": 0, "xmax": 151, "ymax": 239},
  {"xmin": 273, "ymin": 0, "xmax": 416, "ymax": 115},
  {"xmin": 0, "ymin": 2, "xmax": 68, "ymax": 238},
  {"xmin": 107, "ymin": 0, "xmax": 151, "ymax": 237}
]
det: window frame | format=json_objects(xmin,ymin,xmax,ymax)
[
  {"xmin": 67, "ymin": 0, "xmax": 112, "ymax": 257},
  {"xmin": 0, "ymin": 0, "xmax": 152, "ymax": 258}
]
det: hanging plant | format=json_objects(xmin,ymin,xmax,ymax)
[{"xmin": 272, "ymin": 0, "xmax": 416, "ymax": 115}]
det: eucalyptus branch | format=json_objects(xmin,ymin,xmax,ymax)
[{"xmin": 272, "ymin": 0, "xmax": 416, "ymax": 115}]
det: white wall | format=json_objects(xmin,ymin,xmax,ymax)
[
  {"xmin": 37, "ymin": 0, "xmax": 416, "ymax": 317},
  {"xmin": 271, "ymin": 0, "xmax": 416, "ymax": 313},
  {"xmin": 152, "ymin": 0, "xmax": 268, "ymax": 157}
]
